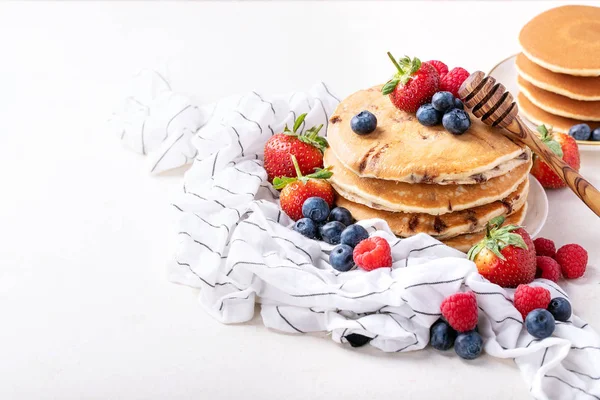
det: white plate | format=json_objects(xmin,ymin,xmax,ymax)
[
  {"xmin": 523, "ymin": 174, "xmax": 548, "ymax": 238},
  {"xmin": 488, "ymin": 54, "xmax": 600, "ymax": 151}
]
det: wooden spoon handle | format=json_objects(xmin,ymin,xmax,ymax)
[{"xmin": 506, "ymin": 117, "xmax": 600, "ymax": 216}]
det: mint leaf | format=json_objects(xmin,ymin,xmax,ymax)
[
  {"xmin": 545, "ymin": 140, "xmax": 564, "ymax": 158},
  {"xmin": 382, "ymin": 79, "xmax": 400, "ymax": 95}
]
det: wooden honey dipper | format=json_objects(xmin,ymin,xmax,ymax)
[{"xmin": 458, "ymin": 71, "xmax": 600, "ymax": 217}]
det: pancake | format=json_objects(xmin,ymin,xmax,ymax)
[
  {"xmin": 518, "ymin": 76, "xmax": 600, "ymax": 121},
  {"xmin": 334, "ymin": 179, "xmax": 529, "ymax": 240},
  {"xmin": 325, "ymin": 148, "xmax": 532, "ymax": 215},
  {"xmin": 519, "ymin": 5, "xmax": 600, "ymax": 76},
  {"xmin": 516, "ymin": 53, "xmax": 600, "ymax": 101},
  {"xmin": 442, "ymin": 204, "xmax": 528, "ymax": 252},
  {"xmin": 327, "ymin": 86, "xmax": 530, "ymax": 184},
  {"xmin": 518, "ymin": 93, "xmax": 600, "ymax": 134}
]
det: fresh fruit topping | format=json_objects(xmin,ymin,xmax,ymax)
[
  {"xmin": 319, "ymin": 221, "xmax": 346, "ymax": 245},
  {"xmin": 382, "ymin": 53, "xmax": 440, "ymax": 113},
  {"xmin": 440, "ymin": 67, "xmax": 470, "ymax": 97},
  {"xmin": 442, "ymin": 109, "xmax": 471, "ymax": 135},
  {"xmin": 264, "ymin": 113, "xmax": 328, "ymax": 182},
  {"xmin": 468, "ymin": 216, "xmax": 536, "ymax": 288},
  {"xmin": 568, "ymin": 123, "xmax": 592, "ymax": 141},
  {"xmin": 430, "ymin": 319, "xmax": 457, "ymax": 351},
  {"xmin": 329, "ymin": 207, "xmax": 353, "ymax": 226},
  {"xmin": 353, "ymin": 236, "xmax": 392, "ymax": 271},
  {"xmin": 514, "ymin": 285, "xmax": 551, "ymax": 319},
  {"xmin": 340, "ymin": 224, "xmax": 369, "ymax": 248},
  {"xmin": 547, "ymin": 298, "xmax": 572, "ymax": 322},
  {"xmin": 274, "ymin": 155, "xmax": 334, "ymax": 221},
  {"xmin": 329, "ymin": 244, "xmax": 355, "ymax": 272},
  {"xmin": 345, "ymin": 333, "xmax": 372, "ymax": 347},
  {"xmin": 416, "ymin": 104, "xmax": 442, "ymax": 126},
  {"xmin": 555, "ymin": 244, "xmax": 588, "ymax": 279},
  {"xmin": 531, "ymin": 125, "xmax": 580, "ymax": 189},
  {"xmin": 440, "ymin": 292, "xmax": 478, "ymax": 333},
  {"xmin": 302, "ymin": 196, "xmax": 330, "ymax": 222},
  {"xmin": 454, "ymin": 331, "xmax": 483, "ymax": 360},
  {"xmin": 525, "ymin": 309, "xmax": 555, "ymax": 339},
  {"xmin": 535, "ymin": 256, "xmax": 561, "ymax": 282},
  {"xmin": 431, "ymin": 91, "xmax": 455, "ymax": 113},
  {"xmin": 533, "ymin": 237, "xmax": 556, "ymax": 258},
  {"xmin": 351, "ymin": 110, "xmax": 378, "ymax": 135},
  {"xmin": 293, "ymin": 218, "xmax": 318, "ymax": 239},
  {"xmin": 592, "ymin": 127, "xmax": 600, "ymax": 141},
  {"xmin": 453, "ymin": 98, "xmax": 464, "ymax": 110},
  {"xmin": 427, "ymin": 60, "xmax": 449, "ymax": 78}
]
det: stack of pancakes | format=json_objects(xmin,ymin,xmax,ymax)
[
  {"xmin": 517, "ymin": 5, "xmax": 600, "ymax": 134},
  {"xmin": 325, "ymin": 87, "xmax": 532, "ymax": 252}
]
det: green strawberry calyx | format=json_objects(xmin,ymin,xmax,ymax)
[
  {"xmin": 537, "ymin": 124, "xmax": 563, "ymax": 158},
  {"xmin": 382, "ymin": 52, "xmax": 422, "ymax": 95},
  {"xmin": 466, "ymin": 216, "xmax": 528, "ymax": 262},
  {"xmin": 283, "ymin": 113, "xmax": 328, "ymax": 153},
  {"xmin": 272, "ymin": 154, "xmax": 333, "ymax": 190}
]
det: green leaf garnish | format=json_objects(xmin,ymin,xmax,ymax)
[{"xmin": 381, "ymin": 52, "xmax": 422, "ymax": 95}]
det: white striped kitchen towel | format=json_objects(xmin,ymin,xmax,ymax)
[{"xmin": 113, "ymin": 71, "xmax": 600, "ymax": 400}]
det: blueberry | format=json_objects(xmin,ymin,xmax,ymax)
[
  {"xmin": 340, "ymin": 224, "xmax": 369, "ymax": 248},
  {"xmin": 525, "ymin": 309, "xmax": 555, "ymax": 339},
  {"xmin": 547, "ymin": 297, "xmax": 572, "ymax": 322},
  {"xmin": 432, "ymin": 91, "xmax": 455, "ymax": 113},
  {"xmin": 293, "ymin": 218, "xmax": 318, "ymax": 239},
  {"xmin": 454, "ymin": 330, "xmax": 483, "ymax": 360},
  {"xmin": 568, "ymin": 123, "xmax": 591, "ymax": 141},
  {"xmin": 345, "ymin": 333, "xmax": 372, "ymax": 347},
  {"xmin": 453, "ymin": 98, "xmax": 464, "ymax": 110},
  {"xmin": 442, "ymin": 109, "xmax": 471, "ymax": 135},
  {"xmin": 430, "ymin": 319, "xmax": 457, "ymax": 351},
  {"xmin": 329, "ymin": 244, "xmax": 355, "ymax": 271},
  {"xmin": 351, "ymin": 110, "xmax": 377, "ymax": 135},
  {"xmin": 302, "ymin": 197, "xmax": 330, "ymax": 222},
  {"xmin": 329, "ymin": 207, "xmax": 353, "ymax": 226},
  {"xmin": 416, "ymin": 104, "xmax": 442, "ymax": 126},
  {"xmin": 319, "ymin": 221, "xmax": 346, "ymax": 245},
  {"xmin": 591, "ymin": 128, "xmax": 600, "ymax": 141}
]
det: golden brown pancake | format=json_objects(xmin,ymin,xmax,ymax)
[
  {"xmin": 516, "ymin": 53, "xmax": 600, "ymax": 101},
  {"xmin": 327, "ymin": 86, "xmax": 529, "ymax": 184},
  {"xmin": 518, "ymin": 76, "xmax": 600, "ymax": 121},
  {"xmin": 518, "ymin": 93, "xmax": 600, "ymax": 134},
  {"xmin": 442, "ymin": 204, "xmax": 527, "ymax": 252},
  {"xmin": 519, "ymin": 5, "xmax": 600, "ymax": 76},
  {"xmin": 334, "ymin": 179, "xmax": 528, "ymax": 240},
  {"xmin": 325, "ymin": 148, "xmax": 532, "ymax": 215}
]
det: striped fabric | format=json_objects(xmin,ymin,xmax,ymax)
[{"xmin": 113, "ymin": 71, "xmax": 600, "ymax": 400}]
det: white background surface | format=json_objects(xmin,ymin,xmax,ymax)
[{"xmin": 1, "ymin": 1, "xmax": 599, "ymax": 399}]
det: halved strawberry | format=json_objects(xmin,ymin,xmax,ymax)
[
  {"xmin": 530, "ymin": 125, "xmax": 580, "ymax": 189},
  {"xmin": 274, "ymin": 155, "xmax": 334, "ymax": 221}
]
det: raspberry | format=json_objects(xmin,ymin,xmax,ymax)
[
  {"xmin": 353, "ymin": 237, "xmax": 392, "ymax": 271},
  {"xmin": 440, "ymin": 292, "xmax": 478, "ymax": 332},
  {"xmin": 555, "ymin": 244, "xmax": 588, "ymax": 279},
  {"xmin": 427, "ymin": 60, "xmax": 449, "ymax": 77},
  {"xmin": 533, "ymin": 237, "xmax": 556, "ymax": 258},
  {"xmin": 440, "ymin": 67, "xmax": 470, "ymax": 97},
  {"xmin": 514, "ymin": 285, "xmax": 551, "ymax": 319},
  {"xmin": 536, "ymin": 256, "xmax": 561, "ymax": 282}
]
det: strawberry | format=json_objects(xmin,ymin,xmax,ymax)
[
  {"xmin": 439, "ymin": 67, "xmax": 470, "ymax": 97},
  {"xmin": 467, "ymin": 216, "xmax": 536, "ymax": 288},
  {"xmin": 382, "ymin": 53, "xmax": 440, "ymax": 113},
  {"xmin": 274, "ymin": 155, "xmax": 335, "ymax": 221},
  {"xmin": 530, "ymin": 125, "xmax": 580, "ymax": 189},
  {"xmin": 264, "ymin": 113, "xmax": 328, "ymax": 182}
]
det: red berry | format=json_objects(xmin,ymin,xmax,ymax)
[
  {"xmin": 536, "ymin": 256, "xmax": 561, "ymax": 282},
  {"xmin": 353, "ymin": 237, "xmax": 392, "ymax": 271},
  {"xmin": 440, "ymin": 292, "xmax": 478, "ymax": 333},
  {"xmin": 514, "ymin": 285, "xmax": 551, "ymax": 319},
  {"xmin": 427, "ymin": 60, "xmax": 449, "ymax": 77},
  {"xmin": 530, "ymin": 127, "xmax": 580, "ymax": 189},
  {"xmin": 440, "ymin": 67, "xmax": 470, "ymax": 97},
  {"xmin": 533, "ymin": 237, "xmax": 556, "ymax": 258},
  {"xmin": 555, "ymin": 244, "xmax": 588, "ymax": 279}
]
